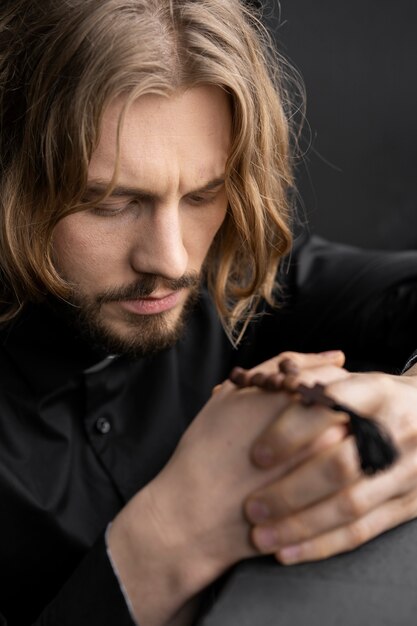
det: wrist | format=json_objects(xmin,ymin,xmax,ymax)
[{"xmin": 107, "ymin": 480, "xmax": 223, "ymax": 626}]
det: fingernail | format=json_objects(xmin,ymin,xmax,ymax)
[
  {"xmin": 318, "ymin": 350, "xmax": 342, "ymax": 358},
  {"xmin": 278, "ymin": 544, "xmax": 301, "ymax": 564},
  {"xmin": 279, "ymin": 359, "xmax": 299, "ymax": 375},
  {"xmin": 229, "ymin": 367, "xmax": 248, "ymax": 387},
  {"xmin": 246, "ymin": 499, "xmax": 271, "ymax": 523},
  {"xmin": 254, "ymin": 526, "xmax": 279, "ymax": 551},
  {"xmin": 264, "ymin": 373, "xmax": 284, "ymax": 391},
  {"xmin": 250, "ymin": 372, "xmax": 268, "ymax": 387},
  {"xmin": 252, "ymin": 443, "xmax": 276, "ymax": 467}
]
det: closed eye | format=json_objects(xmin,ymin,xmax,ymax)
[
  {"xmin": 90, "ymin": 199, "xmax": 140, "ymax": 217},
  {"xmin": 186, "ymin": 193, "xmax": 219, "ymax": 206}
]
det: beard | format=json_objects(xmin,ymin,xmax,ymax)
[{"xmin": 56, "ymin": 272, "xmax": 201, "ymax": 359}]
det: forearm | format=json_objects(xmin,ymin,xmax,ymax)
[{"xmin": 107, "ymin": 482, "xmax": 224, "ymax": 626}]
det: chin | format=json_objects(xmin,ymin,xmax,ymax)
[
  {"xmin": 81, "ymin": 302, "xmax": 190, "ymax": 358},
  {"xmin": 61, "ymin": 283, "xmax": 200, "ymax": 358}
]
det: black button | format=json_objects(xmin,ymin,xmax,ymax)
[{"xmin": 95, "ymin": 417, "xmax": 111, "ymax": 435}]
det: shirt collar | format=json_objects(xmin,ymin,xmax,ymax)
[{"xmin": 0, "ymin": 303, "xmax": 111, "ymax": 396}]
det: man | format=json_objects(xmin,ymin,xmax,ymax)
[{"xmin": 1, "ymin": 1, "xmax": 417, "ymax": 625}]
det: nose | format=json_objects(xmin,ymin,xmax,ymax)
[{"xmin": 129, "ymin": 204, "xmax": 188, "ymax": 280}]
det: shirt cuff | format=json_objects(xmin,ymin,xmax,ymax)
[{"xmin": 105, "ymin": 523, "xmax": 138, "ymax": 625}]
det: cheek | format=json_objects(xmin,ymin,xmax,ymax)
[
  {"xmin": 52, "ymin": 216, "xmax": 108, "ymax": 281},
  {"xmin": 185, "ymin": 201, "xmax": 228, "ymax": 263},
  {"xmin": 205, "ymin": 201, "xmax": 228, "ymax": 248}
]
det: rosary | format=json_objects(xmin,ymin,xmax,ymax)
[{"xmin": 229, "ymin": 359, "xmax": 399, "ymax": 476}]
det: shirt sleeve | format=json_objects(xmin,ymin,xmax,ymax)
[
  {"xmin": 243, "ymin": 235, "xmax": 417, "ymax": 372},
  {"xmin": 288, "ymin": 235, "xmax": 417, "ymax": 371},
  {"xmin": 402, "ymin": 349, "xmax": 417, "ymax": 373},
  {"xmin": 29, "ymin": 534, "xmax": 136, "ymax": 626}
]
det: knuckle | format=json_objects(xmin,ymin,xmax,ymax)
[
  {"xmin": 257, "ymin": 423, "xmax": 287, "ymax": 455},
  {"xmin": 276, "ymin": 351, "xmax": 312, "ymax": 371},
  {"xmin": 273, "ymin": 488, "xmax": 298, "ymax": 516},
  {"xmin": 285, "ymin": 516, "xmax": 308, "ymax": 542},
  {"xmin": 347, "ymin": 520, "xmax": 368, "ymax": 548},
  {"xmin": 338, "ymin": 488, "xmax": 365, "ymax": 520},
  {"xmin": 274, "ymin": 516, "xmax": 305, "ymax": 544},
  {"xmin": 401, "ymin": 413, "xmax": 417, "ymax": 445},
  {"xmin": 325, "ymin": 447, "xmax": 356, "ymax": 485},
  {"xmin": 315, "ymin": 541, "xmax": 333, "ymax": 561},
  {"xmin": 393, "ymin": 454, "xmax": 417, "ymax": 491},
  {"xmin": 277, "ymin": 351, "xmax": 297, "ymax": 361},
  {"xmin": 301, "ymin": 538, "xmax": 332, "ymax": 562},
  {"xmin": 366, "ymin": 372, "xmax": 395, "ymax": 396},
  {"xmin": 399, "ymin": 488, "xmax": 417, "ymax": 518},
  {"xmin": 408, "ymin": 452, "xmax": 417, "ymax": 477},
  {"xmin": 278, "ymin": 414, "xmax": 299, "ymax": 445},
  {"xmin": 365, "ymin": 372, "xmax": 386, "ymax": 385}
]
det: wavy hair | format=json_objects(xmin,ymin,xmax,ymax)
[{"xmin": 0, "ymin": 0, "xmax": 298, "ymax": 342}]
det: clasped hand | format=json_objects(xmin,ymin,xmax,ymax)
[
  {"xmin": 108, "ymin": 351, "xmax": 417, "ymax": 626},
  {"xmin": 242, "ymin": 351, "xmax": 417, "ymax": 565}
]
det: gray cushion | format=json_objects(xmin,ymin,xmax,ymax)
[{"xmin": 199, "ymin": 520, "xmax": 417, "ymax": 625}]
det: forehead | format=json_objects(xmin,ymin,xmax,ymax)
[{"xmin": 88, "ymin": 85, "xmax": 232, "ymax": 192}]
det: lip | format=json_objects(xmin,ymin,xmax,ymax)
[{"xmin": 119, "ymin": 290, "xmax": 183, "ymax": 315}]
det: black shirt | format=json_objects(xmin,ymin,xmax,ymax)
[{"xmin": 1, "ymin": 236, "xmax": 417, "ymax": 625}]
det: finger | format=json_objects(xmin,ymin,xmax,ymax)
[
  {"xmin": 251, "ymin": 370, "xmax": 417, "ymax": 469},
  {"xmin": 250, "ymin": 472, "xmax": 397, "ymax": 549},
  {"xmin": 281, "ymin": 364, "xmax": 350, "ymax": 394},
  {"xmin": 247, "ymin": 437, "xmax": 360, "ymax": 525},
  {"xmin": 326, "ymin": 373, "xmax": 417, "ymax": 446},
  {"xmin": 249, "ymin": 444, "xmax": 417, "ymax": 552},
  {"xmin": 275, "ymin": 350, "xmax": 346, "ymax": 370},
  {"xmin": 264, "ymin": 424, "xmax": 348, "ymax": 485},
  {"xmin": 245, "ymin": 351, "xmax": 346, "ymax": 380},
  {"xmin": 274, "ymin": 487, "xmax": 417, "ymax": 564},
  {"xmin": 251, "ymin": 399, "xmax": 346, "ymax": 468},
  {"xmin": 303, "ymin": 423, "xmax": 348, "ymax": 457}
]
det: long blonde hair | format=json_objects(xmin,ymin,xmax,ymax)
[{"xmin": 0, "ymin": 0, "xmax": 297, "ymax": 343}]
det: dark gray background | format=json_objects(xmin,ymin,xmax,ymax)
[{"xmin": 263, "ymin": 0, "xmax": 417, "ymax": 250}]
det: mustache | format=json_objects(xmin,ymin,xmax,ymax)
[{"xmin": 96, "ymin": 272, "xmax": 201, "ymax": 304}]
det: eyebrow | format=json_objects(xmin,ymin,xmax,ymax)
[{"xmin": 85, "ymin": 176, "xmax": 226, "ymax": 199}]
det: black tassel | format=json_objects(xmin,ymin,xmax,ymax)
[
  {"xmin": 334, "ymin": 403, "xmax": 399, "ymax": 475},
  {"xmin": 279, "ymin": 363, "xmax": 400, "ymax": 474},
  {"xmin": 295, "ymin": 383, "xmax": 399, "ymax": 476}
]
